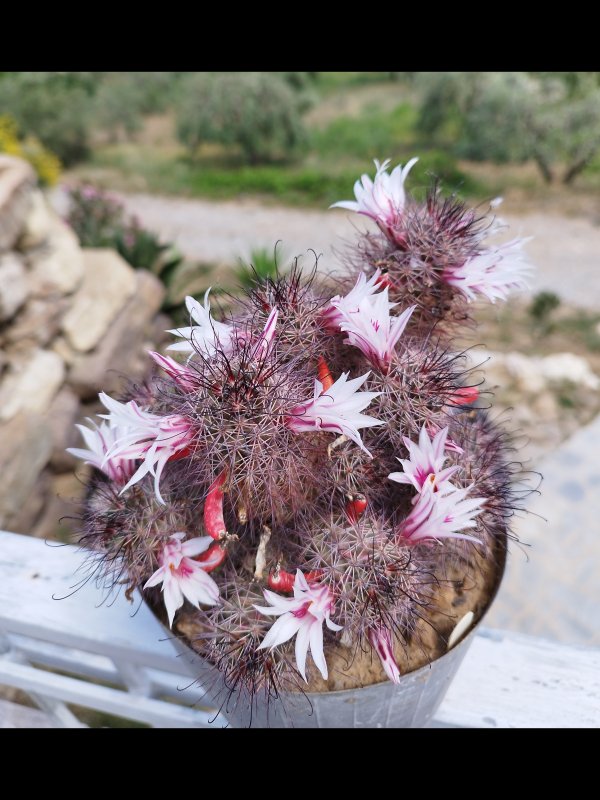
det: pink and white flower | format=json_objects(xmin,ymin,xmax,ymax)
[
  {"xmin": 144, "ymin": 533, "xmax": 220, "ymax": 627},
  {"xmin": 388, "ymin": 425, "xmax": 460, "ymax": 496},
  {"xmin": 322, "ymin": 269, "xmax": 385, "ymax": 332},
  {"xmin": 442, "ymin": 238, "xmax": 532, "ymax": 303},
  {"xmin": 399, "ymin": 478, "xmax": 485, "ymax": 545},
  {"xmin": 254, "ymin": 570, "xmax": 342, "ymax": 682},
  {"xmin": 148, "ymin": 351, "xmax": 198, "ymax": 392},
  {"xmin": 286, "ymin": 371, "xmax": 383, "ymax": 456},
  {"xmin": 252, "ymin": 306, "xmax": 278, "ymax": 364},
  {"xmin": 67, "ymin": 419, "xmax": 136, "ymax": 485},
  {"xmin": 426, "ymin": 422, "xmax": 464, "ymax": 455},
  {"xmin": 332, "ymin": 287, "xmax": 415, "ymax": 372},
  {"xmin": 99, "ymin": 392, "xmax": 194, "ymax": 505},
  {"xmin": 330, "ymin": 157, "xmax": 419, "ymax": 241},
  {"xmin": 368, "ymin": 626, "xmax": 400, "ymax": 684},
  {"xmin": 166, "ymin": 289, "xmax": 235, "ymax": 357}
]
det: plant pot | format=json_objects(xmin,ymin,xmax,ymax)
[{"xmin": 153, "ymin": 535, "xmax": 507, "ymax": 728}]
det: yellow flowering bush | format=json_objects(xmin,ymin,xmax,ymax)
[{"xmin": 0, "ymin": 114, "xmax": 62, "ymax": 186}]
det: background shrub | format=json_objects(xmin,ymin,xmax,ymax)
[
  {"xmin": 416, "ymin": 71, "xmax": 600, "ymax": 184},
  {"xmin": 65, "ymin": 184, "xmax": 182, "ymax": 282},
  {"xmin": 0, "ymin": 114, "xmax": 61, "ymax": 186},
  {"xmin": 175, "ymin": 72, "xmax": 308, "ymax": 164},
  {"xmin": 0, "ymin": 73, "xmax": 94, "ymax": 165},
  {"xmin": 92, "ymin": 76, "xmax": 145, "ymax": 142}
]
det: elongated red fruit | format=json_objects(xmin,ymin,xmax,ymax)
[
  {"xmin": 451, "ymin": 386, "xmax": 479, "ymax": 406},
  {"xmin": 346, "ymin": 493, "xmax": 367, "ymax": 523},
  {"xmin": 317, "ymin": 356, "xmax": 334, "ymax": 392},
  {"xmin": 268, "ymin": 568, "xmax": 325, "ymax": 592},
  {"xmin": 375, "ymin": 270, "xmax": 395, "ymax": 290},
  {"xmin": 195, "ymin": 542, "xmax": 227, "ymax": 573},
  {"xmin": 204, "ymin": 468, "xmax": 228, "ymax": 540},
  {"xmin": 268, "ymin": 568, "xmax": 296, "ymax": 593}
]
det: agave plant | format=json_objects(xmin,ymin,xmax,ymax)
[{"xmin": 70, "ymin": 157, "xmax": 532, "ymax": 719}]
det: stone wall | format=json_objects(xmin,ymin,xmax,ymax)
[{"xmin": 0, "ymin": 155, "xmax": 169, "ymax": 539}]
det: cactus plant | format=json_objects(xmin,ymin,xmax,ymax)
[{"xmin": 69, "ymin": 157, "xmax": 532, "ymax": 724}]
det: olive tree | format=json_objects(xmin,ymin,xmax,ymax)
[
  {"xmin": 416, "ymin": 71, "xmax": 600, "ymax": 184},
  {"xmin": 0, "ymin": 72, "xmax": 95, "ymax": 165},
  {"xmin": 176, "ymin": 72, "xmax": 307, "ymax": 164}
]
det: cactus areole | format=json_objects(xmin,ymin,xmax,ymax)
[{"xmin": 70, "ymin": 158, "xmax": 532, "ymax": 725}]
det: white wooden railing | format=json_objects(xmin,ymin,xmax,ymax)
[{"xmin": 0, "ymin": 530, "xmax": 598, "ymax": 728}]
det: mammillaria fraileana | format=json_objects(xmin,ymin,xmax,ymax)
[{"xmin": 71, "ymin": 157, "xmax": 531, "ymax": 713}]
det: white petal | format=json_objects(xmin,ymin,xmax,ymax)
[
  {"xmin": 185, "ymin": 294, "xmax": 206, "ymax": 323},
  {"xmin": 308, "ymin": 620, "xmax": 328, "ymax": 680},
  {"xmin": 329, "ymin": 200, "xmax": 360, "ymax": 211},
  {"xmin": 180, "ymin": 536, "xmax": 213, "ymax": 557},
  {"xmin": 66, "ymin": 447, "xmax": 97, "ymax": 465},
  {"xmin": 258, "ymin": 613, "xmax": 302, "ymax": 650},
  {"xmin": 143, "ymin": 566, "xmax": 166, "ymax": 589},
  {"xmin": 388, "ymin": 471, "xmax": 412, "ymax": 484},
  {"xmin": 253, "ymin": 604, "xmax": 286, "ymax": 617},
  {"xmin": 293, "ymin": 569, "xmax": 309, "ymax": 596},
  {"xmin": 180, "ymin": 569, "xmax": 219, "ymax": 607},
  {"xmin": 166, "ymin": 340, "xmax": 195, "ymax": 353},
  {"xmin": 262, "ymin": 588, "xmax": 299, "ymax": 612},
  {"xmin": 326, "ymin": 615, "xmax": 343, "ymax": 632},
  {"xmin": 166, "ymin": 326, "xmax": 195, "ymax": 339},
  {"xmin": 119, "ymin": 458, "xmax": 153, "ymax": 497},
  {"xmin": 163, "ymin": 577, "xmax": 184, "ymax": 628},
  {"xmin": 294, "ymin": 620, "xmax": 311, "ymax": 683}
]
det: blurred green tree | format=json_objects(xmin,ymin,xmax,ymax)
[
  {"xmin": 0, "ymin": 72, "xmax": 94, "ymax": 165},
  {"xmin": 175, "ymin": 72, "xmax": 308, "ymax": 164},
  {"xmin": 416, "ymin": 71, "xmax": 600, "ymax": 184}
]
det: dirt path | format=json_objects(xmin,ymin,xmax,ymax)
[
  {"xmin": 52, "ymin": 188, "xmax": 600, "ymax": 308},
  {"xmin": 119, "ymin": 193, "xmax": 600, "ymax": 308}
]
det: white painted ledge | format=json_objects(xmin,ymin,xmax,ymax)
[
  {"xmin": 0, "ymin": 530, "xmax": 598, "ymax": 728},
  {"xmin": 434, "ymin": 628, "xmax": 600, "ymax": 728}
]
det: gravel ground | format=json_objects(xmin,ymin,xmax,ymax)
[{"xmin": 114, "ymin": 193, "xmax": 600, "ymax": 309}]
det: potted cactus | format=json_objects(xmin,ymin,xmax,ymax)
[{"xmin": 69, "ymin": 157, "xmax": 532, "ymax": 727}]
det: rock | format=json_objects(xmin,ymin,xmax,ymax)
[
  {"xmin": 31, "ymin": 472, "xmax": 86, "ymax": 541},
  {"xmin": 50, "ymin": 335, "xmax": 78, "ymax": 367},
  {"xmin": 0, "ymin": 253, "xmax": 27, "ymax": 322},
  {"xmin": 483, "ymin": 350, "xmax": 600, "ymax": 394},
  {"xmin": 8, "ymin": 470, "xmax": 52, "ymax": 534},
  {"xmin": 540, "ymin": 353, "xmax": 600, "ymax": 391},
  {"xmin": 0, "ymin": 348, "xmax": 65, "ymax": 422},
  {"xmin": 148, "ymin": 313, "xmax": 173, "ymax": 351},
  {"xmin": 0, "ymin": 412, "xmax": 52, "ymax": 528},
  {"xmin": 68, "ymin": 269, "xmax": 165, "ymax": 399},
  {"xmin": 26, "ymin": 219, "xmax": 84, "ymax": 296},
  {"xmin": 471, "ymin": 349, "xmax": 511, "ymax": 390},
  {"xmin": 3, "ymin": 295, "xmax": 70, "ymax": 348},
  {"xmin": 47, "ymin": 387, "xmax": 82, "ymax": 472},
  {"xmin": 532, "ymin": 391, "xmax": 558, "ymax": 420},
  {"xmin": 61, "ymin": 249, "xmax": 137, "ymax": 353},
  {"xmin": 0, "ymin": 155, "xmax": 36, "ymax": 251},
  {"xmin": 16, "ymin": 188, "xmax": 55, "ymax": 251},
  {"xmin": 502, "ymin": 352, "xmax": 546, "ymax": 393}
]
